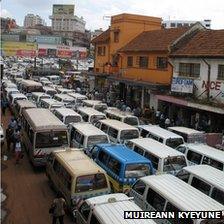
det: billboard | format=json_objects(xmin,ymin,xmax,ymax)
[
  {"xmin": 171, "ymin": 77, "xmax": 194, "ymax": 93},
  {"xmin": 53, "ymin": 4, "xmax": 74, "ymax": 15},
  {"xmin": 1, "ymin": 41, "xmax": 37, "ymax": 57}
]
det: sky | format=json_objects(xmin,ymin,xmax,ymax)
[{"xmin": 1, "ymin": 0, "xmax": 224, "ymax": 30}]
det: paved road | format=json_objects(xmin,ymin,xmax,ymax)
[{"xmin": 1, "ymin": 109, "xmax": 73, "ymax": 224}]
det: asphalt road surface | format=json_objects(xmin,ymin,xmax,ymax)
[{"xmin": 1, "ymin": 109, "xmax": 73, "ymax": 224}]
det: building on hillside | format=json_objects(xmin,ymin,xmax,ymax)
[
  {"xmin": 24, "ymin": 14, "xmax": 46, "ymax": 28},
  {"xmin": 156, "ymin": 29, "xmax": 224, "ymax": 132},
  {"xmin": 49, "ymin": 4, "xmax": 85, "ymax": 33},
  {"xmin": 162, "ymin": 19, "xmax": 211, "ymax": 29},
  {"xmin": 1, "ymin": 17, "xmax": 17, "ymax": 33}
]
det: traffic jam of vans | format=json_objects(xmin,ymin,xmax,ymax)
[{"xmin": 2, "ymin": 70, "xmax": 224, "ymax": 224}]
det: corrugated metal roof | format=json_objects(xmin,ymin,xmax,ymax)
[{"xmin": 141, "ymin": 174, "xmax": 224, "ymax": 211}]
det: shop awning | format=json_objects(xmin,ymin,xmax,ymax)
[{"xmin": 156, "ymin": 95, "xmax": 224, "ymax": 115}]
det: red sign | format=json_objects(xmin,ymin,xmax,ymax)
[
  {"xmin": 16, "ymin": 50, "xmax": 36, "ymax": 57},
  {"xmin": 38, "ymin": 48, "xmax": 47, "ymax": 56},
  {"xmin": 57, "ymin": 50, "xmax": 72, "ymax": 58},
  {"xmin": 202, "ymin": 81, "xmax": 221, "ymax": 91}
]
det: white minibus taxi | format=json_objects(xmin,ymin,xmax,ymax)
[
  {"xmin": 31, "ymin": 92, "xmax": 51, "ymax": 106},
  {"xmin": 57, "ymin": 88, "xmax": 74, "ymax": 94},
  {"xmin": 43, "ymin": 86, "xmax": 57, "ymax": 96},
  {"xmin": 53, "ymin": 94, "xmax": 76, "ymax": 108},
  {"xmin": 77, "ymin": 193, "xmax": 157, "ymax": 224},
  {"xmin": 21, "ymin": 108, "xmax": 69, "ymax": 166},
  {"xmin": 46, "ymin": 75, "xmax": 60, "ymax": 85},
  {"xmin": 9, "ymin": 93, "xmax": 27, "ymax": 108},
  {"xmin": 104, "ymin": 107, "xmax": 139, "ymax": 126},
  {"xmin": 82, "ymin": 100, "xmax": 108, "ymax": 112},
  {"xmin": 176, "ymin": 165, "xmax": 224, "ymax": 205},
  {"xmin": 176, "ymin": 143, "xmax": 224, "ymax": 171},
  {"xmin": 46, "ymin": 149, "xmax": 111, "ymax": 213},
  {"xmin": 67, "ymin": 93, "xmax": 88, "ymax": 106},
  {"xmin": 95, "ymin": 119, "xmax": 140, "ymax": 144},
  {"xmin": 130, "ymin": 174, "xmax": 224, "ymax": 224},
  {"xmin": 53, "ymin": 108, "xmax": 82, "ymax": 125},
  {"xmin": 77, "ymin": 107, "xmax": 106, "ymax": 124},
  {"xmin": 138, "ymin": 125, "xmax": 184, "ymax": 149},
  {"xmin": 39, "ymin": 98, "xmax": 65, "ymax": 111},
  {"xmin": 168, "ymin": 126, "xmax": 206, "ymax": 143},
  {"xmin": 126, "ymin": 138, "xmax": 188, "ymax": 174},
  {"xmin": 69, "ymin": 123, "xmax": 110, "ymax": 152},
  {"xmin": 14, "ymin": 100, "xmax": 36, "ymax": 117}
]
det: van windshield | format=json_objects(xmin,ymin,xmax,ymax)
[
  {"xmin": 166, "ymin": 138, "xmax": 184, "ymax": 149},
  {"xmin": 125, "ymin": 164, "xmax": 150, "ymax": 178},
  {"xmin": 90, "ymin": 115, "xmax": 106, "ymax": 124},
  {"xmin": 163, "ymin": 156, "xmax": 187, "ymax": 172},
  {"xmin": 120, "ymin": 130, "xmax": 139, "ymax": 140},
  {"xmin": 95, "ymin": 105, "xmax": 107, "ymax": 112},
  {"xmin": 87, "ymin": 135, "xmax": 109, "ymax": 148},
  {"xmin": 124, "ymin": 117, "xmax": 138, "ymax": 126},
  {"xmin": 65, "ymin": 116, "xmax": 81, "ymax": 125},
  {"xmin": 76, "ymin": 173, "xmax": 108, "ymax": 193},
  {"xmin": 35, "ymin": 131, "xmax": 68, "ymax": 148}
]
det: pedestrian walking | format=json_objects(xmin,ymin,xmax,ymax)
[
  {"xmin": 165, "ymin": 117, "xmax": 171, "ymax": 129},
  {"xmin": 50, "ymin": 192, "xmax": 67, "ymax": 224},
  {"xmin": 15, "ymin": 140, "xmax": 22, "ymax": 164},
  {"xmin": 6, "ymin": 127, "xmax": 14, "ymax": 153},
  {"xmin": 9, "ymin": 117, "xmax": 18, "ymax": 130},
  {"xmin": 1, "ymin": 99, "xmax": 7, "ymax": 116}
]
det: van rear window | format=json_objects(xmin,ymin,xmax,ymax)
[
  {"xmin": 75, "ymin": 173, "xmax": 108, "ymax": 193},
  {"xmin": 125, "ymin": 164, "xmax": 150, "ymax": 178}
]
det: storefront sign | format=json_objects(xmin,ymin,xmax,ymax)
[
  {"xmin": 202, "ymin": 80, "xmax": 221, "ymax": 90},
  {"xmin": 57, "ymin": 50, "xmax": 72, "ymax": 58},
  {"xmin": 38, "ymin": 48, "xmax": 47, "ymax": 56},
  {"xmin": 171, "ymin": 77, "xmax": 193, "ymax": 93}
]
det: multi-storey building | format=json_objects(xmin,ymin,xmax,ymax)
[
  {"xmin": 49, "ymin": 4, "xmax": 85, "ymax": 33},
  {"xmin": 24, "ymin": 14, "xmax": 46, "ymax": 28}
]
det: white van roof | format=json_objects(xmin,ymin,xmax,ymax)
[
  {"xmin": 86, "ymin": 193, "xmax": 156, "ymax": 224},
  {"xmin": 129, "ymin": 138, "xmax": 184, "ymax": 158},
  {"xmin": 32, "ymin": 92, "xmax": 50, "ymax": 98},
  {"xmin": 40, "ymin": 98, "xmax": 64, "ymax": 106},
  {"xmin": 11, "ymin": 93, "xmax": 27, "ymax": 99},
  {"xmin": 77, "ymin": 107, "xmax": 106, "ymax": 116},
  {"xmin": 141, "ymin": 174, "xmax": 224, "ymax": 211},
  {"xmin": 57, "ymin": 88, "xmax": 74, "ymax": 93},
  {"xmin": 16, "ymin": 100, "xmax": 36, "ymax": 109},
  {"xmin": 21, "ymin": 79, "xmax": 42, "ymax": 87},
  {"xmin": 83, "ymin": 100, "xmax": 102, "ymax": 105},
  {"xmin": 23, "ymin": 108, "xmax": 67, "ymax": 131},
  {"xmin": 184, "ymin": 143, "xmax": 224, "ymax": 163},
  {"xmin": 54, "ymin": 94, "xmax": 75, "ymax": 101},
  {"xmin": 67, "ymin": 92, "xmax": 87, "ymax": 99},
  {"xmin": 54, "ymin": 108, "xmax": 81, "ymax": 117},
  {"xmin": 105, "ymin": 108, "xmax": 135, "ymax": 118},
  {"xmin": 70, "ymin": 122, "xmax": 108, "ymax": 136},
  {"xmin": 54, "ymin": 149, "xmax": 106, "ymax": 177},
  {"xmin": 139, "ymin": 125, "xmax": 183, "ymax": 139},
  {"xmin": 183, "ymin": 165, "xmax": 224, "ymax": 190},
  {"xmin": 168, "ymin": 126, "xmax": 204, "ymax": 135},
  {"xmin": 100, "ymin": 119, "xmax": 139, "ymax": 131}
]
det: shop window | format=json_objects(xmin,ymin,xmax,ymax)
[
  {"xmin": 139, "ymin": 56, "xmax": 148, "ymax": 68},
  {"xmin": 114, "ymin": 31, "xmax": 119, "ymax": 43},
  {"xmin": 157, "ymin": 57, "xmax": 168, "ymax": 69},
  {"xmin": 127, "ymin": 56, "xmax": 133, "ymax": 67},
  {"xmin": 218, "ymin": 65, "xmax": 224, "ymax": 80},
  {"xmin": 179, "ymin": 63, "xmax": 200, "ymax": 78},
  {"xmin": 97, "ymin": 46, "xmax": 106, "ymax": 56},
  {"xmin": 171, "ymin": 23, "xmax": 176, "ymax": 27}
]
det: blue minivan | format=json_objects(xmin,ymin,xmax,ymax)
[{"xmin": 89, "ymin": 143, "xmax": 154, "ymax": 193}]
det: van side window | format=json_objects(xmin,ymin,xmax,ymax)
[
  {"xmin": 108, "ymin": 157, "xmax": 121, "ymax": 176},
  {"xmin": 134, "ymin": 145, "xmax": 144, "ymax": 156},
  {"xmin": 98, "ymin": 151, "xmax": 109, "ymax": 165},
  {"xmin": 150, "ymin": 134, "xmax": 159, "ymax": 141},
  {"xmin": 211, "ymin": 188, "xmax": 224, "ymax": 205},
  {"xmin": 187, "ymin": 150, "xmax": 202, "ymax": 164},
  {"xmin": 90, "ymin": 214, "xmax": 100, "ymax": 224},
  {"xmin": 82, "ymin": 114, "xmax": 89, "ymax": 122},
  {"xmin": 101, "ymin": 124, "xmax": 109, "ymax": 133},
  {"xmin": 146, "ymin": 188, "xmax": 166, "ymax": 211},
  {"xmin": 125, "ymin": 141, "xmax": 134, "ymax": 149},
  {"xmin": 53, "ymin": 159, "xmax": 61, "ymax": 173},
  {"xmin": 140, "ymin": 129, "xmax": 149, "ymax": 138},
  {"xmin": 191, "ymin": 177, "xmax": 211, "ymax": 195},
  {"xmin": 145, "ymin": 152, "xmax": 159, "ymax": 170},
  {"xmin": 95, "ymin": 121, "xmax": 101, "ymax": 129},
  {"xmin": 202, "ymin": 156, "xmax": 223, "ymax": 171},
  {"xmin": 176, "ymin": 170, "xmax": 190, "ymax": 183},
  {"xmin": 132, "ymin": 180, "xmax": 146, "ymax": 195},
  {"xmin": 108, "ymin": 127, "xmax": 118, "ymax": 139},
  {"xmin": 74, "ymin": 131, "xmax": 84, "ymax": 145},
  {"xmin": 91, "ymin": 146, "xmax": 98, "ymax": 159},
  {"xmin": 158, "ymin": 138, "xmax": 163, "ymax": 143},
  {"xmin": 176, "ymin": 146, "xmax": 186, "ymax": 154},
  {"xmin": 78, "ymin": 202, "xmax": 90, "ymax": 221}
]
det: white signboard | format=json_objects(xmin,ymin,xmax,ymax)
[{"xmin": 171, "ymin": 77, "xmax": 194, "ymax": 93}]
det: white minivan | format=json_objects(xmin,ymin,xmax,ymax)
[
  {"xmin": 69, "ymin": 122, "xmax": 110, "ymax": 152},
  {"xmin": 126, "ymin": 138, "xmax": 188, "ymax": 175}
]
